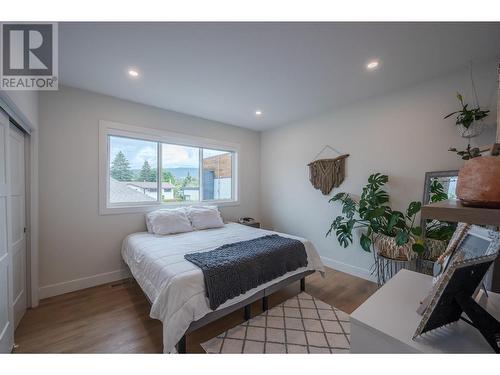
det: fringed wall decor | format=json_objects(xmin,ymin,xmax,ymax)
[{"xmin": 307, "ymin": 145, "xmax": 349, "ymax": 195}]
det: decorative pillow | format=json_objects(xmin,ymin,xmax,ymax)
[
  {"xmin": 145, "ymin": 208, "xmax": 193, "ymax": 235},
  {"xmin": 187, "ymin": 206, "xmax": 224, "ymax": 230}
]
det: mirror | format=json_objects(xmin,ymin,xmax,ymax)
[
  {"xmin": 420, "ymin": 170, "xmax": 459, "ymax": 263},
  {"xmin": 422, "ymin": 170, "xmax": 458, "ymax": 205}
]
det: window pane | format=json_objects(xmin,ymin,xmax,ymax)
[
  {"xmin": 162, "ymin": 144, "xmax": 200, "ymax": 202},
  {"xmin": 109, "ymin": 136, "xmax": 158, "ymax": 203},
  {"xmin": 202, "ymin": 149, "xmax": 233, "ymax": 201}
]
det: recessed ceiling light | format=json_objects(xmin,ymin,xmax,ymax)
[
  {"xmin": 128, "ymin": 69, "xmax": 140, "ymax": 77},
  {"xmin": 366, "ymin": 60, "xmax": 380, "ymax": 71},
  {"xmin": 255, "ymin": 110, "xmax": 263, "ymax": 116}
]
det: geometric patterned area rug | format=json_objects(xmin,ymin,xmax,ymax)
[{"xmin": 201, "ymin": 292, "xmax": 350, "ymax": 354}]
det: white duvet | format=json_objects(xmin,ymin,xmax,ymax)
[{"xmin": 121, "ymin": 222, "xmax": 325, "ymax": 353}]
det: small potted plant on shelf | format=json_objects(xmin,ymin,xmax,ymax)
[{"xmin": 326, "ymin": 173, "xmax": 425, "ymax": 263}]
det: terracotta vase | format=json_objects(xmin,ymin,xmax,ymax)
[{"xmin": 456, "ymin": 156, "xmax": 500, "ymax": 208}]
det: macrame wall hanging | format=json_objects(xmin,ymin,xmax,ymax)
[{"xmin": 307, "ymin": 145, "xmax": 349, "ymax": 195}]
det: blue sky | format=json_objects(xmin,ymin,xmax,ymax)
[{"xmin": 109, "ymin": 136, "xmax": 227, "ymax": 169}]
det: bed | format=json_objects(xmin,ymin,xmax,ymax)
[{"xmin": 121, "ymin": 222, "xmax": 325, "ymax": 353}]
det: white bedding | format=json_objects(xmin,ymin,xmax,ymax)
[{"xmin": 121, "ymin": 222, "xmax": 325, "ymax": 353}]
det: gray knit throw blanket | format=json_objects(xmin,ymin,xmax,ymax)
[{"xmin": 184, "ymin": 234, "xmax": 308, "ymax": 310}]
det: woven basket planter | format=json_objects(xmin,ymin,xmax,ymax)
[
  {"xmin": 374, "ymin": 233, "xmax": 417, "ymax": 261},
  {"xmin": 422, "ymin": 238, "xmax": 447, "ymax": 261}
]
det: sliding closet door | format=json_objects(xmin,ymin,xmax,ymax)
[
  {"xmin": 9, "ymin": 124, "xmax": 26, "ymax": 328},
  {"xmin": 0, "ymin": 111, "xmax": 13, "ymax": 353}
]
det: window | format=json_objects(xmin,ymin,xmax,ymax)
[
  {"xmin": 109, "ymin": 136, "xmax": 158, "ymax": 203},
  {"xmin": 202, "ymin": 148, "xmax": 233, "ymax": 201},
  {"xmin": 162, "ymin": 144, "xmax": 200, "ymax": 202},
  {"xmin": 99, "ymin": 121, "xmax": 239, "ymax": 214}
]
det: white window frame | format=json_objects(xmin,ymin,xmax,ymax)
[{"xmin": 99, "ymin": 120, "xmax": 240, "ymax": 215}]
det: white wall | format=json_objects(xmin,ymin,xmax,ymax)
[
  {"xmin": 38, "ymin": 86, "xmax": 261, "ymax": 297},
  {"xmin": 260, "ymin": 60, "xmax": 498, "ymax": 281}
]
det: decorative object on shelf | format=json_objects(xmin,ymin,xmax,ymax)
[
  {"xmin": 456, "ymin": 155, "xmax": 500, "ymax": 208},
  {"xmin": 448, "ymin": 63, "xmax": 500, "ymax": 208},
  {"xmin": 413, "ymin": 225, "xmax": 500, "ymax": 353},
  {"xmin": 327, "ymin": 173, "xmax": 424, "ymax": 285},
  {"xmin": 420, "ymin": 171, "xmax": 458, "ymax": 274},
  {"xmin": 307, "ymin": 145, "xmax": 349, "ymax": 195}
]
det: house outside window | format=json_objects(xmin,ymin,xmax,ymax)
[{"xmin": 99, "ymin": 121, "xmax": 239, "ymax": 214}]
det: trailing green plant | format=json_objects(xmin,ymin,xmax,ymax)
[
  {"xmin": 424, "ymin": 180, "xmax": 456, "ymax": 241},
  {"xmin": 444, "ymin": 92, "xmax": 489, "ymax": 130},
  {"xmin": 448, "ymin": 144, "xmax": 490, "ymax": 160},
  {"xmin": 326, "ymin": 173, "xmax": 425, "ymax": 255},
  {"xmin": 445, "ymin": 92, "xmax": 490, "ymax": 160}
]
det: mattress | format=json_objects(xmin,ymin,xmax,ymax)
[{"xmin": 121, "ymin": 222, "xmax": 325, "ymax": 353}]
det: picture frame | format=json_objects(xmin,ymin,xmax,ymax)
[
  {"xmin": 413, "ymin": 225, "xmax": 500, "ymax": 344},
  {"xmin": 421, "ymin": 170, "xmax": 459, "ymax": 207}
]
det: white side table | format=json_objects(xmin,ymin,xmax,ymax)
[{"xmin": 350, "ymin": 269, "xmax": 500, "ymax": 353}]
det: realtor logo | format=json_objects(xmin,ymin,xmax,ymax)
[{"xmin": 1, "ymin": 22, "xmax": 58, "ymax": 90}]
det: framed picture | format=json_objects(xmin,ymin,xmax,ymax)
[{"xmin": 414, "ymin": 225, "xmax": 500, "ymax": 338}]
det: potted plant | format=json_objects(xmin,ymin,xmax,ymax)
[
  {"xmin": 444, "ymin": 92, "xmax": 489, "ymax": 139},
  {"xmin": 327, "ymin": 173, "xmax": 425, "ymax": 262},
  {"xmin": 445, "ymin": 91, "xmax": 500, "ymax": 208}
]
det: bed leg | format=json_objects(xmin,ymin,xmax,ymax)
[
  {"xmin": 244, "ymin": 304, "xmax": 252, "ymax": 320},
  {"xmin": 300, "ymin": 277, "xmax": 305, "ymax": 292},
  {"xmin": 177, "ymin": 335, "xmax": 187, "ymax": 354},
  {"xmin": 262, "ymin": 296, "xmax": 269, "ymax": 311}
]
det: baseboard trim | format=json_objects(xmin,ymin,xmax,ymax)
[
  {"xmin": 39, "ymin": 269, "xmax": 131, "ymax": 299},
  {"xmin": 38, "ymin": 259, "xmax": 374, "ymax": 300},
  {"xmin": 321, "ymin": 256, "xmax": 377, "ymax": 283}
]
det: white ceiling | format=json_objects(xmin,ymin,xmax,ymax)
[{"xmin": 59, "ymin": 22, "xmax": 500, "ymax": 131}]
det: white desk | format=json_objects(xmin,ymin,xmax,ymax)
[{"xmin": 350, "ymin": 269, "xmax": 500, "ymax": 353}]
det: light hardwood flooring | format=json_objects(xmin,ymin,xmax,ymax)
[{"xmin": 14, "ymin": 267, "xmax": 378, "ymax": 353}]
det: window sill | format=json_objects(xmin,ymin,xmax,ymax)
[{"xmin": 99, "ymin": 200, "xmax": 240, "ymax": 216}]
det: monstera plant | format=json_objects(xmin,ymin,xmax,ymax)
[{"xmin": 326, "ymin": 173, "xmax": 425, "ymax": 257}]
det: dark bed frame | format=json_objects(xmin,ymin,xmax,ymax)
[{"xmin": 174, "ymin": 270, "xmax": 314, "ymax": 353}]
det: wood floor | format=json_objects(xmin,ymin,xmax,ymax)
[{"xmin": 14, "ymin": 267, "xmax": 378, "ymax": 353}]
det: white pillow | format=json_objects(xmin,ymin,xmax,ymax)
[
  {"xmin": 145, "ymin": 207, "xmax": 187, "ymax": 233},
  {"xmin": 146, "ymin": 208, "xmax": 193, "ymax": 235},
  {"xmin": 187, "ymin": 206, "xmax": 224, "ymax": 230}
]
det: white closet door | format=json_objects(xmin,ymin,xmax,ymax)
[
  {"xmin": 9, "ymin": 124, "xmax": 26, "ymax": 329},
  {"xmin": 0, "ymin": 111, "xmax": 13, "ymax": 353}
]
